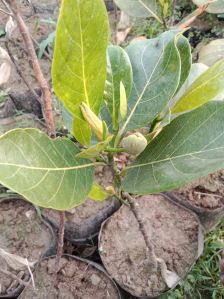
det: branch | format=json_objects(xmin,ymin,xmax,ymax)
[
  {"xmin": 7, "ymin": 0, "xmax": 56, "ymax": 137},
  {"xmin": 123, "ymin": 192, "xmax": 158, "ymax": 271},
  {"xmin": 5, "ymin": 41, "xmax": 41, "ymax": 103}
]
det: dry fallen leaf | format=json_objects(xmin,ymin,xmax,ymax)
[
  {"xmin": 0, "ymin": 248, "xmax": 36, "ymax": 271},
  {"xmin": 5, "ymin": 16, "xmax": 16, "ymax": 38},
  {"xmin": 0, "ymin": 47, "xmax": 11, "ymax": 86}
]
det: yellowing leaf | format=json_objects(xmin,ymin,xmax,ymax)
[
  {"xmin": 76, "ymin": 135, "xmax": 113, "ymax": 159},
  {"xmin": 52, "ymin": 0, "xmax": 109, "ymax": 145},
  {"xmin": 72, "ymin": 118, "xmax": 91, "ymax": 146},
  {"xmin": 88, "ymin": 182, "xmax": 111, "ymax": 201},
  {"xmin": 120, "ymin": 81, "xmax": 127, "ymax": 120}
]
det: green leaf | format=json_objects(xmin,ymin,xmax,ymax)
[
  {"xmin": 0, "ymin": 129, "xmax": 94, "ymax": 210},
  {"xmin": 52, "ymin": 0, "xmax": 109, "ymax": 145},
  {"xmin": 114, "ymin": 0, "xmax": 162, "ymax": 22},
  {"xmin": 76, "ymin": 135, "xmax": 113, "ymax": 158},
  {"xmin": 72, "ymin": 117, "xmax": 92, "ymax": 146},
  {"xmin": 175, "ymin": 35, "xmax": 192, "ymax": 93},
  {"xmin": 170, "ymin": 63, "xmax": 208, "ymax": 109},
  {"xmin": 104, "ymin": 45, "xmax": 133, "ymax": 130},
  {"xmin": 198, "ymin": 39, "xmax": 224, "ymax": 67},
  {"xmin": 38, "ymin": 31, "xmax": 55, "ymax": 58},
  {"xmin": 0, "ymin": 27, "xmax": 5, "ymax": 37},
  {"xmin": 172, "ymin": 59, "xmax": 224, "ymax": 114},
  {"xmin": 120, "ymin": 31, "xmax": 181, "ymax": 134},
  {"xmin": 122, "ymin": 101, "xmax": 224, "ymax": 194},
  {"xmin": 192, "ymin": 0, "xmax": 224, "ymax": 14},
  {"xmin": 88, "ymin": 182, "xmax": 111, "ymax": 201}
]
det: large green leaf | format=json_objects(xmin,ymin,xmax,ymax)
[
  {"xmin": 192, "ymin": 0, "xmax": 224, "ymax": 14},
  {"xmin": 0, "ymin": 129, "xmax": 94, "ymax": 210},
  {"xmin": 122, "ymin": 101, "xmax": 224, "ymax": 194},
  {"xmin": 104, "ymin": 45, "xmax": 133, "ymax": 130},
  {"xmin": 172, "ymin": 59, "xmax": 224, "ymax": 114},
  {"xmin": 114, "ymin": 0, "xmax": 162, "ymax": 22},
  {"xmin": 119, "ymin": 31, "xmax": 181, "ymax": 135},
  {"xmin": 52, "ymin": 0, "xmax": 109, "ymax": 145}
]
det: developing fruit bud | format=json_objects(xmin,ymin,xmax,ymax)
[
  {"xmin": 80, "ymin": 102, "xmax": 108, "ymax": 141},
  {"xmin": 121, "ymin": 132, "xmax": 147, "ymax": 155}
]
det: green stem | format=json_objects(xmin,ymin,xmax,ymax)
[
  {"xmin": 105, "ymin": 147, "xmax": 125, "ymax": 153},
  {"xmin": 114, "ymin": 192, "xmax": 129, "ymax": 206}
]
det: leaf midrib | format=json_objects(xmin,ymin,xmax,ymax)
[
  {"xmin": 0, "ymin": 162, "xmax": 94, "ymax": 171},
  {"xmin": 77, "ymin": 2, "xmax": 89, "ymax": 106},
  {"xmin": 126, "ymin": 146, "xmax": 224, "ymax": 170},
  {"xmin": 139, "ymin": 0, "xmax": 162, "ymax": 23},
  {"xmin": 119, "ymin": 41, "xmax": 165, "ymax": 137}
]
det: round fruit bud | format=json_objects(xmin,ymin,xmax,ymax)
[{"xmin": 121, "ymin": 132, "xmax": 147, "ymax": 155}]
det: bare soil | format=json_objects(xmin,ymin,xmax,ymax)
[
  {"xmin": 0, "ymin": 198, "xmax": 54, "ymax": 296},
  {"xmin": 99, "ymin": 194, "xmax": 201, "ymax": 298},
  {"xmin": 175, "ymin": 170, "xmax": 224, "ymax": 210},
  {"xmin": 19, "ymin": 256, "xmax": 120, "ymax": 299}
]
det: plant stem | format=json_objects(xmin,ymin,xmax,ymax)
[
  {"xmin": 123, "ymin": 192, "xmax": 158, "ymax": 271},
  {"xmin": 55, "ymin": 211, "xmax": 65, "ymax": 274},
  {"xmin": 8, "ymin": 0, "xmax": 56, "ymax": 137},
  {"xmin": 105, "ymin": 147, "xmax": 125, "ymax": 153}
]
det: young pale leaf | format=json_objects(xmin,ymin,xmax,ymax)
[
  {"xmin": 114, "ymin": 0, "xmax": 162, "ymax": 22},
  {"xmin": 72, "ymin": 117, "xmax": 92, "ymax": 146},
  {"xmin": 170, "ymin": 63, "xmax": 208, "ymax": 109},
  {"xmin": 122, "ymin": 101, "xmax": 224, "ymax": 194},
  {"xmin": 0, "ymin": 47, "xmax": 11, "ymax": 86},
  {"xmin": 120, "ymin": 81, "xmax": 127, "ymax": 120},
  {"xmin": 120, "ymin": 31, "xmax": 181, "ymax": 135},
  {"xmin": 104, "ymin": 45, "xmax": 133, "ymax": 129},
  {"xmin": 88, "ymin": 182, "xmax": 112, "ymax": 201},
  {"xmin": 172, "ymin": 58, "xmax": 224, "ymax": 114},
  {"xmin": 76, "ymin": 135, "xmax": 113, "ymax": 159},
  {"xmin": 52, "ymin": 0, "xmax": 109, "ymax": 145},
  {"xmin": 0, "ymin": 129, "xmax": 94, "ymax": 210}
]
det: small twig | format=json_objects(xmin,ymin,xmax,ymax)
[
  {"xmin": 177, "ymin": 0, "xmax": 215, "ymax": 29},
  {"xmin": 123, "ymin": 192, "xmax": 158, "ymax": 271},
  {"xmin": 5, "ymin": 41, "xmax": 41, "ymax": 103},
  {"xmin": 54, "ymin": 211, "xmax": 65, "ymax": 279},
  {"xmin": 194, "ymin": 191, "xmax": 222, "ymax": 198},
  {"xmin": 0, "ymin": 7, "xmax": 12, "ymax": 15},
  {"xmin": 8, "ymin": 0, "xmax": 55, "ymax": 137},
  {"xmin": 1, "ymin": 0, "xmax": 13, "ymax": 14},
  {"xmin": 0, "ymin": 269, "xmax": 28, "ymax": 288}
]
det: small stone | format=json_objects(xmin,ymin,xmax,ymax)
[
  {"xmin": 90, "ymin": 274, "xmax": 101, "ymax": 286},
  {"xmin": 25, "ymin": 210, "xmax": 35, "ymax": 219}
]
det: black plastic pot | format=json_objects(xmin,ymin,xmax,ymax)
[
  {"xmin": 99, "ymin": 194, "xmax": 204, "ymax": 299},
  {"xmin": 43, "ymin": 196, "xmax": 120, "ymax": 244},
  {"xmin": 0, "ymin": 197, "xmax": 57, "ymax": 299},
  {"xmin": 18, "ymin": 255, "xmax": 123, "ymax": 299},
  {"xmin": 164, "ymin": 192, "xmax": 224, "ymax": 233}
]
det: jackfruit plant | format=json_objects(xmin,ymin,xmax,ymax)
[{"xmin": 0, "ymin": 0, "xmax": 224, "ymax": 278}]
